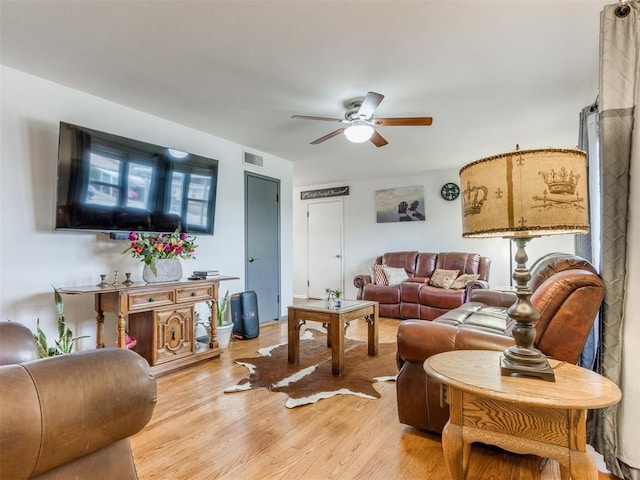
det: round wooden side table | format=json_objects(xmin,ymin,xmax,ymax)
[{"xmin": 424, "ymin": 350, "xmax": 621, "ymax": 480}]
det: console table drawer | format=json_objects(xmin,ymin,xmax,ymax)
[
  {"xmin": 176, "ymin": 285, "xmax": 213, "ymax": 303},
  {"xmin": 128, "ymin": 290, "xmax": 175, "ymax": 310}
]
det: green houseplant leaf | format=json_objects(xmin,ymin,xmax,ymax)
[
  {"xmin": 35, "ymin": 318, "xmax": 51, "ymax": 358},
  {"xmin": 34, "ymin": 287, "xmax": 90, "ymax": 357},
  {"xmin": 216, "ymin": 290, "xmax": 230, "ymax": 326}
]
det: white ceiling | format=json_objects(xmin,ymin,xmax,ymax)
[{"xmin": 0, "ymin": 0, "xmax": 605, "ymax": 187}]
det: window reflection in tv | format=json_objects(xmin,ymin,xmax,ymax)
[{"xmin": 55, "ymin": 122, "xmax": 218, "ymax": 235}]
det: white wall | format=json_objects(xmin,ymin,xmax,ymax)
[
  {"xmin": 293, "ymin": 170, "xmax": 576, "ymax": 300},
  {"xmin": 0, "ymin": 66, "xmax": 293, "ymax": 349}
]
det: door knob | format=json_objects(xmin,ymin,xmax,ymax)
[
  {"xmin": 248, "ymin": 257, "xmax": 260, "ymax": 263},
  {"xmin": 335, "ymin": 254, "xmax": 342, "ymax": 259}
]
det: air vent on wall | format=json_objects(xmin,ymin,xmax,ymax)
[{"xmin": 243, "ymin": 152, "xmax": 264, "ymax": 167}]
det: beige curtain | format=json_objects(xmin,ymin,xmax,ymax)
[{"xmin": 593, "ymin": 3, "xmax": 640, "ymax": 479}]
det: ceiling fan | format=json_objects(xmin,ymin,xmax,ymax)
[{"xmin": 291, "ymin": 91, "xmax": 433, "ymax": 147}]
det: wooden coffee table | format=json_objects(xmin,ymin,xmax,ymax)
[
  {"xmin": 424, "ymin": 350, "xmax": 622, "ymax": 480},
  {"xmin": 287, "ymin": 299, "xmax": 379, "ymax": 376}
]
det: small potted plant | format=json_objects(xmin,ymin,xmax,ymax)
[
  {"xmin": 325, "ymin": 288, "xmax": 343, "ymax": 308},
  {"xmin": 215, "ymin": 290, "xmax": 233, "ymax": 348}
]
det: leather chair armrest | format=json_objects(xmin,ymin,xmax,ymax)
[
  {"xmin": 354, "ymin": 274, "xmax": 372, "ymax": 300},
  {"xmin": 0, "ymin": 348, "xmax": 157, "ymax": 480},
  {"xmin": 455, "ymin": 326, "xmax": 516, "ymax": 351},
  {"xmin": 397, "ymin": 320, "xmax": 457, "ymax": 365},
  {"xmin": 354, "ymin": 274, "xmax": 372, "ymax": 289},
  {"xmin": 463, "ymin": 279, "xmax": 490, "ymax": 302},
  {"xmin": 469, "ymin": 288, "xmax": 517, "ymax": 308},
  {"xmin": 0, "ymin": 321, "xmax": 39, "ymax": 366}
]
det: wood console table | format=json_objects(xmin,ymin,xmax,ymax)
[
  {"xmin": 424, "ymin": 350, "xmax": 621, "ymax": 480},
  {"xmin": 59, "ymin": 277, "xmax": 237, "ymax": 375}
]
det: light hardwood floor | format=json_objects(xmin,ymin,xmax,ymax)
[{"xmin": 130, "ymin": 317, "xmax": 612, "ymax": 480}]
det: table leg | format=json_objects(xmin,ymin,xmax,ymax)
[
  {"xmin": 210, "ymin": 301, "xmax": 218, "ymax": 349},
  {"xmin": 442, "ymin": 422, "xmax": 469, "ymax": 480},
  {"xmin": 365, "ymin": 305, "xmax": 378, "ymax": 356},
  {"xmin": 331, "ymin": 316, "xmax": 345, "ymax": 375},
  {"xmin": 96, "ymin": 311, "xmax": 105, "ymax": 348},
  {"xmin": 568, "ymin": 449, "xmax": 598, "ymax": 480},
  {"xmin": 288, "ymin": 308, "xmax": 300, "ymax": 365},
  {"xmin": 117, "ymin": 315, "xmax": 126, "ymax": 348}
]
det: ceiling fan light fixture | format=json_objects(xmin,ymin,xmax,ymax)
[
  {"xmin": 344, "ymin": 122, "xmax": 374, "ymax": 143},
  {"xmin": 167, "ymin": 148, "xmax": 189, "ymax": 159}
]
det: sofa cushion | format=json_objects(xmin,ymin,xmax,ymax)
[
  {"xmin": 435, "ymin": 252, "xmax": 482, "ymax": 275},
  {"xmin": 429, "ymin": 269, "xmax": 459, "ymax": 289},
  {"xmin": 450, "ymin": 273, "xmax": 480, "ymax": 290},
  {"xmin": 383, "ymin": 266, "xmax": 409, "ymax": 286},
  {"xmin": 415, "ymin": 253, "xmax": 438, "ymax": 278},
  {"xmin": 381, "ymin": 251, "xmax": 419, "ymax": 276},
  {"xmin": 419, "ymin": 285, "xmax": 467, "ymax": 309},
  {"xmin": 362, "ymin": 284, "xmax": 400, "ymax": 303}
]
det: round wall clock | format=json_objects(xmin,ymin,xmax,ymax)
[{"xmin": 441, "ymin": 182, "xmax": 460, "ymax": 201}]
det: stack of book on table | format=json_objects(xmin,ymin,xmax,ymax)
[{"xmin": 190, "ymin": 270, "xmax": 219, "ymax": 280}]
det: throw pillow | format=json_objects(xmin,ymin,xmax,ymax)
[
  {"xmin": 450, "ymin": 273, "xmax": 480, "ymax": 290},
  {"xmin": 429, "ymin": 269, "xmax": 460, "ymax": 289},
  {"xmin": 382, "ymin": 266, "xmax": 409, "ymax": 286},
  {"xmin": 372, "ymin": 264, "xmax": 388, "ymax": 285},
  {"xmin": 367, "ymin": 265, "xmax": 375, "ymax": 282}
]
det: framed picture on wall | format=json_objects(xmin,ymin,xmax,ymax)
[{"xmin": 375, "ymin": 185, "xmax": 425, "ymax": 223}]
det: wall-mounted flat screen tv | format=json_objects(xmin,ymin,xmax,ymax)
[{"xmin": 55, "ymin": 122, "xmax": 218, "ymax": 235}]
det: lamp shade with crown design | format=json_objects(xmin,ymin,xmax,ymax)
[
  {"xmin": 459, "ymin": 146, "xmax": 589, "ymax": 381},
  {"xmin": 459, "ymin": 147, "xmax": 589, "ymax": 239}
]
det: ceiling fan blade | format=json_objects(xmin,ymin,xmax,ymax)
[
  {"xmin": 292, "ymin": 115, "xmax": 344, "ymax": 123},
  {"xmin": 357, "ymin": 91, "xmax": 384, "ymax": 119},
  {"xmin": 370, "ymin": 130, "xmax": 388, "ymax": 147},
  {"xmin": 375, "ymin": 117, "xmax": 433, "ymax": 126},
  {"xmin": 310, "ymin": 128, "xmax": 345, "ymax": 145}
]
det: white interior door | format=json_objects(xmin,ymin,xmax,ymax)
[{"xmin": 307, "ymin": 200, "xmax": 343, "ymax": 299}]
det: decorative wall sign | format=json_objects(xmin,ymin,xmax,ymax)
[
  {"xmin": 300, "ymin": 186, "xmax": 350, "ymax": 200},
  {"xmin": 375, "ymin": 185, "xmax": 425, "ymax": 223}
]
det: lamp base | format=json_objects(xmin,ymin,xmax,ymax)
[{"xmin": 501, "ymin": 351, "xmax": 555, "ymax": 382}]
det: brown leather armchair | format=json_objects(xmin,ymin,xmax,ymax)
[
  {"xmin": 396, "ymin": 253, "xmax": 605, "ymax": 433},
  {"xmin": 0, "ymin": 321, "xmax": 157, "ymax": 480}
]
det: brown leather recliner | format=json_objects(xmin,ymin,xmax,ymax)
[
  {"xmin": 396, "ymin": 253, "xmax": 605, "ymax": 434},
  {"xmin": 0, "ymin": 321, "xmax": 157, "ymax": 480}
]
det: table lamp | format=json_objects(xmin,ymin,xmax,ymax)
[{"xmin": 459, "ymin": 146, "xmax": 589, "ymax": 381}]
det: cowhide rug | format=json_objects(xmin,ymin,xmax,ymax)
[{"xmin": 224, "ymin": 328, "xmax": 398, "ymax": 408}]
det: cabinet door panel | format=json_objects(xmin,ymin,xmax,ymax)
[{"xmin": 155, "ymin": 307, "xmax": 193, "ymax": 364}]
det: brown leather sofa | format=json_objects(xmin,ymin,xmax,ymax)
[
  {"xmin": 395, "ymin": 253, "xmax": 605, "ymax": 434},
  {"xmin": 0, "ymin": 321, "xmax": 157, "ymax": 480},
  {"xmin": 353, "ymin": 251, "xmax": 491, "ymax": 319}
]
